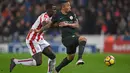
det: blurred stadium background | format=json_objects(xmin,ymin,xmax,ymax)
[{"xmin": 0, "ymin": 0, "xmax": 130, "ymax": 73}]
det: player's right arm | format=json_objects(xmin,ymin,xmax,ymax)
[
  {"xmin": 35, "ymin": 18, "xmax": 60, "ymax": 33},
  {"xmin": 34, "ymin": 21, "xmax": 52, "ymax": 33},
  {"xmin": 34, "ymin": 14, "xmax": 51, "ymax": 33}
]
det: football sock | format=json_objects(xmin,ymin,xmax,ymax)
[
  {"xmin": 56, "ymin": 57, "xmax": 72, "ymax": 72},
  {"xmin": 47, "ymin": 58, "xmax": 56, "ymax": 73},
  {"xmin": 13, "ymin": 58, "xmax": 36, "ymax": 66},
  {"xmin": 78, "ymin": 41, "xmax": 86, "ymax": 60}
]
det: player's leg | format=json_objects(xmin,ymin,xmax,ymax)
[
  {"xmin": 10, "ymin": 41, "xmax": 42, "ymax": 72},
  {"xmin": 11, "ymin": 52, "xmax": 42, "ymax": 65},
  {"xmin": 10, "ymin": 52, "xmax": 42, "ymax": 72},
  {"xmin": 39, "ymin": 40, "xmax": 56, "ymax": 73},
  {"xmin": 76, "ymin": 36, "xmax": 86, "ymax": 65},
  {"xmin": 42, "ymin": 46, "xmax": 56, "ymax": 73},
  {"xmin": 55, "ymin": 45, "xmax": 76, "ymax": 73},
  {"xmin": 41, "ymin": 46, "xmax": 56, "ymax": 62},
  {"xmin": 55, "ymin": 54, "xmax": 75, "ymax": 73}
]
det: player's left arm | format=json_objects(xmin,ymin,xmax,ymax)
[
  {"xmin": 68, "ymin": 18, "xmax": 80, "ymax": 28},
  {"xmin": 59, "ymin": 19, "xmax": 80, "ymax": 29},
  {"xmin": 58, "ymin": 13, "xmax": 80, "ymax": 28},
  {"xmin": 59, "ymin": 20, "xmax": 79, "ymax": 28}
]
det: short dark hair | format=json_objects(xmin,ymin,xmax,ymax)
[
  {"xmin": 59, "ymin": 0, "xmax": 68, "ymax": 4},
  {"xmin": 45, "ymin": 3, "xmax": 54, "ymax": 10},
  {"xmin": 59, "ymin": 0, "xmax": 69, "ymax": 9}
]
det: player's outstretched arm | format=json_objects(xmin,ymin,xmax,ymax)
[
  {"xmin": 34, "ymin": 21, "xmax": 52, "ymax": 33},
  {"xmin": 59, "ymin": 19, "xmax": 80, "ymax": 29},
  {"xmin": 68, "ymin": 21, "xmax": 79, "ymax": 28},
  {"xmin": 59, "ymin": 22, "xmax": 69, "ymax": 27}
]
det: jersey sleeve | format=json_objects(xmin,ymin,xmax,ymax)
[{"xmin": 40, "ymin": 14, "xmax": 50, "ymax": 23}]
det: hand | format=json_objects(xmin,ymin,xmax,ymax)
[{"xmin": 46, "ymin": 19, "xmax": 52, "ymax": 24}]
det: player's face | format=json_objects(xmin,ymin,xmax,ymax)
[
  {"xmin": 52, "ymin": 6, "xmax": 56, "ymax": 14},
  {"xmin": 63, "ymin": 2, "xmax": 71, "ymax": 12},
  {"xmin": 48, "ymin": 6, "xmax": 56, "ymax": 17}
]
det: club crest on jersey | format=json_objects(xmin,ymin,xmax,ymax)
[{"xmin": 70, "ymin": 16, "xmax": 73, "ymax": 20}]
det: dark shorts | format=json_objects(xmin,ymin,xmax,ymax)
[{"xmin": 62, "ymin": 35, "xmax": 79, "ymax": 54}]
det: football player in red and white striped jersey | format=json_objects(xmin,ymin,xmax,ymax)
[{"xmin": 10, "ymin": 4, "xmax": 56, "ymax": 73}]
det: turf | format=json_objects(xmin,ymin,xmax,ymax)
[{"xmin": 0, "ymin": 53, "xmax": 130, "ymax": 73}]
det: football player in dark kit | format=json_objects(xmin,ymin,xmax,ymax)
[{"xmin": 51, "ymin": 0, "xmax": 87, "ymax": 73}]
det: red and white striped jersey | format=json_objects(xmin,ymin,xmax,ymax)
[{"xmin": 26, "ymin": 12, "xmax": 50, "ymax": 43}]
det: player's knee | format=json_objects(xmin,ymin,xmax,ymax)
[
  {"xmin": 79, "ymin": 36, "xmax": 87, "ymax": 42},
  {"xmin": 32, "ymin": 53, "xmax": 42, "ymax": 66},
  {"xmin": 36, "ymin": 59, "xmax": 42, "ymax": 66},
  {"xmin": 49, "ymin": 53, "xmax": 56, "ymax": 60},
  {"xmin": 67, "ymin": 54, "xmax": 75, "ymax": 61},
  {"xmin": 36, "ymin": 61, "xmax": 42, "ymax": 66}
]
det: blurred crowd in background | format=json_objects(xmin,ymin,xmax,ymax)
[{"xmin": 0, "ymin": 0, "xmax": 130, "ymax": 42}]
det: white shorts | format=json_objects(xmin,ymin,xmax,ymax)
[{"xmin": 26, "ymin": 39, "xmax": 50, "ymax": 56}]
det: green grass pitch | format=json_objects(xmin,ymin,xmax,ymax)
[{"xmin": 0, "ymin": 53, "xmax": 130, "ymax": 73}]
